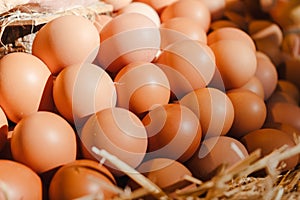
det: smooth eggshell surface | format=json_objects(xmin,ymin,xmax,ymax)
[
  {"xmin": 80, "ymin": 107, "xmax": 148, "ymax": 174},
  {"xmin": 0, "ymin": 52, "xmax": 53, "ymax": 123},
  {"xmin": 32, "ymin": 15, "xmax": 100, "ymax": 75},
  {"xmin": 142, "ymin": 103, "xmax": 202, "ymax": 162},
  {"xmin": 114, "ymin": 62, "xmax": 170, "ymax": 114},
  {"xmin": 53, "ymin": 63, "xmax": 116, "ymax": 126},
  {"xmin": 49, "ymin": 159, "xmax": 116, "ymax": 200},
  {"xmin": 0, "ymin": 106, "xmax": 8, "ymax": 151},
  {"xmin": 11, "ymin": 111, "xmax": 77, "ymax": 174},
  {"xmin": 0, "ymin": 160, "xmax": 42, "ymax": 200},
  {"xmin": 186, "ymin": 136, "xmax": 248, "ymax": 181}
]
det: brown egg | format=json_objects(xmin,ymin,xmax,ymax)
[
  {"xmin": 160, "ymin": 0, "xmax": 211, "ymax": 32},
  {"xmin": 285, "ymin": 58, "xmax": 300, "ymax": 91},
  {"xmin": 118, "ymin": 2, "xmax": 161, "ymax": 27},
  {"xmin": 49, "ymin": 159, "xmax": 116, "ymax": 200},
  {"xmin": 103, "ymin": 0, "xmax": 132, "ymax": 11},
  {"xmin": 255, "ymin": 53, "xmax": 278, "ymax": 100},
  {"xmin": 160, "ymin": 17, "xmax": 207, "ymax": 48},
  {"xmin": 80, "ymin": 107, "xmax": 148, "ymax": 173},
  {"xmin": 263, "ymin": 122, "xmax": 300, "ymax": 143},
  {"xmin": 114, "ymin": 62, "xmax": 170, "ymax": 114},
  {"xmin": 142, "ymin": 103, "xmax": 202, "ymax": 162},
  {"xmin": 210, "ymin": 20, "xmax": 239, "ymax": 31},
  {"xmin": 241, "ymin": 128, "xmax": 298, "ymax": 171},
  {"xmin": 239, "ymin": 76, "xmax": 265, "ymax": 99},
  {"xmin": 0, "ymin": 160, "xmax": 42, "ymax": 200},
  {"xmin": 199, "ymin": 0, "xmax": 226, "ymax": 20},
  {"xmin": 10, "ymin": 111, "xmax": 77, "ymax": 173},
  {"xmin": 266, "ymin": 102, "xmax": 300, "ymax": 131},
  {"xmin": 209, "ymin": 40, "xmax": 257, "ymax": 89},
  {"xmin": 227, "ymin": 89, "xmax": 267, "ymax": 139},
  {"xmin": 32, "ymin": 15, "xmax": 100, "ymax": 75},
  {"xmin": 277, "ymin": 80, "xmax": 300, "ymax": 104},
  {"xmin": 267, "ymin": 91, "xmax": 298, "ymax": 105},
  {"xmin": 97, "ymin": 13, "xmax": 160, "ymax": 74},
  {"xmin": 133, "ymin": 0, "xmax": 178, "ymax": 13},
  {"xmin": 156, "ymin": 39, "xmax": 216, "ymax": 99},
  {"xmin": 136, "ymin": 158, "xmax": 192, "ymax": 188},
  {"xmin": 207, "ymin": 27, "xmax": 256, "ymax": 52},
  {"xmin": 0, "ymin": 107, "xmax": 8, "ymax": 152},
  {"xmin": 180, "ymin": 87, "xmax": 234, "ymax": 138},
  {"xmin": 53, "ymin": 63, "xmax": 116, "ymax": 126},
  {"xmin": 0, "ymin": 52, "xmax": 54, "ymax": 123},
  {"xmin": 186, "ymin": 136, "xmax": 248, "ymax": 181}
]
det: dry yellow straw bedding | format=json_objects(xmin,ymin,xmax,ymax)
[{"xmin": 0, "ymin": 0, "xmax": 113, "ymax": 57}]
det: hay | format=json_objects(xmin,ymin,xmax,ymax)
[{"xmin": 0, "ymin": 1, "xmax": 113, "ymax": 57}]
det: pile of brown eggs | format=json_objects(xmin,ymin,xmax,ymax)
[{"xmin": 1, "ymin": 0, "xmax": 300, "ymax": 199}]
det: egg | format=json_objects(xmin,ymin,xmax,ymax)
[
  {"xmin": 227, "ymin": 89, "xmax": 267, "ymax": 139},
  {"xmin": 155, "ymin": 39, "xmax": 216, "ymax": 99},
  {"xmin": 185, "ymin": 136, "xmax": 248, "ymax": 181},
  {"xmin": 277, "ymin": 80, "xmax": 300, "ymax": 104},
  {"xmin": 93, "ymin": 14, "xmax": 113, "ymax": 33},
  {"xmin": 80, "ymin": 107, "xmax": 148, "ymax": 174},
  {"xmin": 210, "ymin": 20, "xmax": 239, "ymax": 31},
  {"xmin": 114, "ymin": 62, "xmax": 170, "ymax": 115},
  {"xmin": 118, "ymin": 2, "xmax": 161, "ymax": 27},
  {"xmin": 53, "ymin": 63, "xmax": 116, "ymax": 126},
  {"xmin": 199, "ymin": 0, "xmax": 226, "ymax": 20},
  {"xmin": 266, "ymin": 102, "xmax": 300, "ymax": 131},
  {"xmin": 207, "ymin": 27, "xmax": 256, "ymax": 52},
  {"xmin": 239, "ymin": 76, "xmax": 265, "ymax": 99},
  {"xmin": 0, "ymin": 107, "xmax": 8, "ymax": 151},
  {"xmin": 209, "ymin": 40, "xmax": 257, "ymax": 89},
  {"xmin": 241, "ymin": 128, "xmax": 298, "ymax": 171},
  {"xmin": 49, "ymin": 159, "xmax": 117, "ymax": 200},
  {"xmin": 136, "ymin": 158, "xmax": 192, "ymax": 189},
  {"xmin": 0, "ymin": 160, "xmax": 42, "ymax": 200},
  {"xmin": 267, "ymin": 91, "xmax": 298, "ymax": 105},
  {"xmin": 160, "ymin": 0, "xmax": 211, "ymax": 32},
  {"xmin": 142, "ymin": 103, "xmax": 202, "ymax": 162},
  {"xmin": 180, "ymin": 87, "xmax": 234, "ymax": 138},
  {"xmin": 97, "ymin": 13, "xmax": 160, "ymax": 74},
  {"xmin": 103, "ymin": 0, "xmax": 132, "ymax": 11},
  {"xmin": 10, "ymin": 111, "xmax": 77, "ymax": 173},
  {"xmin": 160, "ymin": 17, "xmax": 207, "ymax": 48},
  {"xmin": 32, "ymin": 15, "xmax": 100, "ymax": 75},
  {"xmin": 0, "ymin": 52, "xmax": 53, "ymax": 123},
  {"xmin": 255, "ymin": 53, "xmax": 278, "ymax": 100}
]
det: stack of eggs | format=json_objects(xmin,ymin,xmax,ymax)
[{"xmin": 0, "ymin": 0, "xmax": 300, "ymax": 199}]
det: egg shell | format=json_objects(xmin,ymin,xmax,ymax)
[
  {"xmin": 142, "ymin": 103, "xmax": 202, "ymax": 162},
  {"xmin": 93, "ymin": 14, "xmax": 113, "ymax": 33},
  {"xmin": 209, "ymin": 40, "xmax": 257, "ymax": 89},
  {"xmin": 0, "ymin": 160, "xmax": 42, "ymax": 200},
  {"xmin": 226, "ymin": 89, "xmax": 267, "ymax": 139},
  {"xmin": 49, "ymin": 159, "xmax": 116, "ymax": 200},
  {"xmin": 209, "ymin": 20, "xmax": 239, "ymax": 31},
  {"xmin": 267, "ymin": 91, "xmax": 298, "ymax": 105},
  {"xmin": 0, "ymin": 52, "xmax": 54, "ymax": 123},
  {"xmin": 118, "ymin": 2, "xmax": 161, "ymax": 27},
  {"xmin": 185, "ymin": 136, "xmax": 248, "ymax": 181},
  {"xmin": 239, "ymin": 76, "xmax": 265, "ymax": 99},
  {"xmin": 156, "ymin": 39, "xmax": 216, "ymax": 99},
  {"xmin": 10, "ymin": 111, "xmax": 77, "ymax": 174},
  {"xmin": 276, "ymin": 80, "xmax": 300, "ymax": 104},
  {"xmin": 80, "ymin": 107, "xmax": 148, "ymax": 174},
  {"xmin": 133, "ymin": 0, "xmax": 178, "ymax": 13},
  {"xmin": 266, "ymin": 102, "xmax": 300, "ymax": 131},
  {"xmin": 136, "ymin": 158, "xmax": 192, "ymax": 188},
  {"xmin": 32, "ymin": 15, "xmax": 100, "ymax": 75},
  {"xmin": 207, "ymin": 27, "xmax": 256, "ymax": 52},
  {"xmin": 285, "ymin": 58, "xmax": 300, "ymax": 92},
  {"xmin": 199, "ymin": 0, "xmax": 226, "ymax": 20},
  {"xmin": 255, "ymin": 54, "xmax": 278, "ymax": 100},
  {"xmin": 160, "ymin": 0, "xmax": 211, "ymax": 32},
  {"xmin": 53, "ymin": 63, "xmax": 116, "ymax": 126},
  {"xmin": 0, "ymin": 106, "xmax": 8, "ymax": 151},
  {"xmin": 160, "ymin": 17, "xmax": 207, "ymax": 48},
  {"xmin": 241, "ymin": 128, "xmax": 298, "ymax": 171},
  {"xmin": 103, "ymin": 0, "xmax": 132, "ymax": 11},
  {"xmin": 114, "ymin": 62, "xmax": 170, "ymax": 114},
  {"xmin": 97, "ymin": 13, "xmax": 160, "ymax": 74},
  {"xmin": 180, "ymin": 87, "xmax": 234, "ymax": 138}
]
